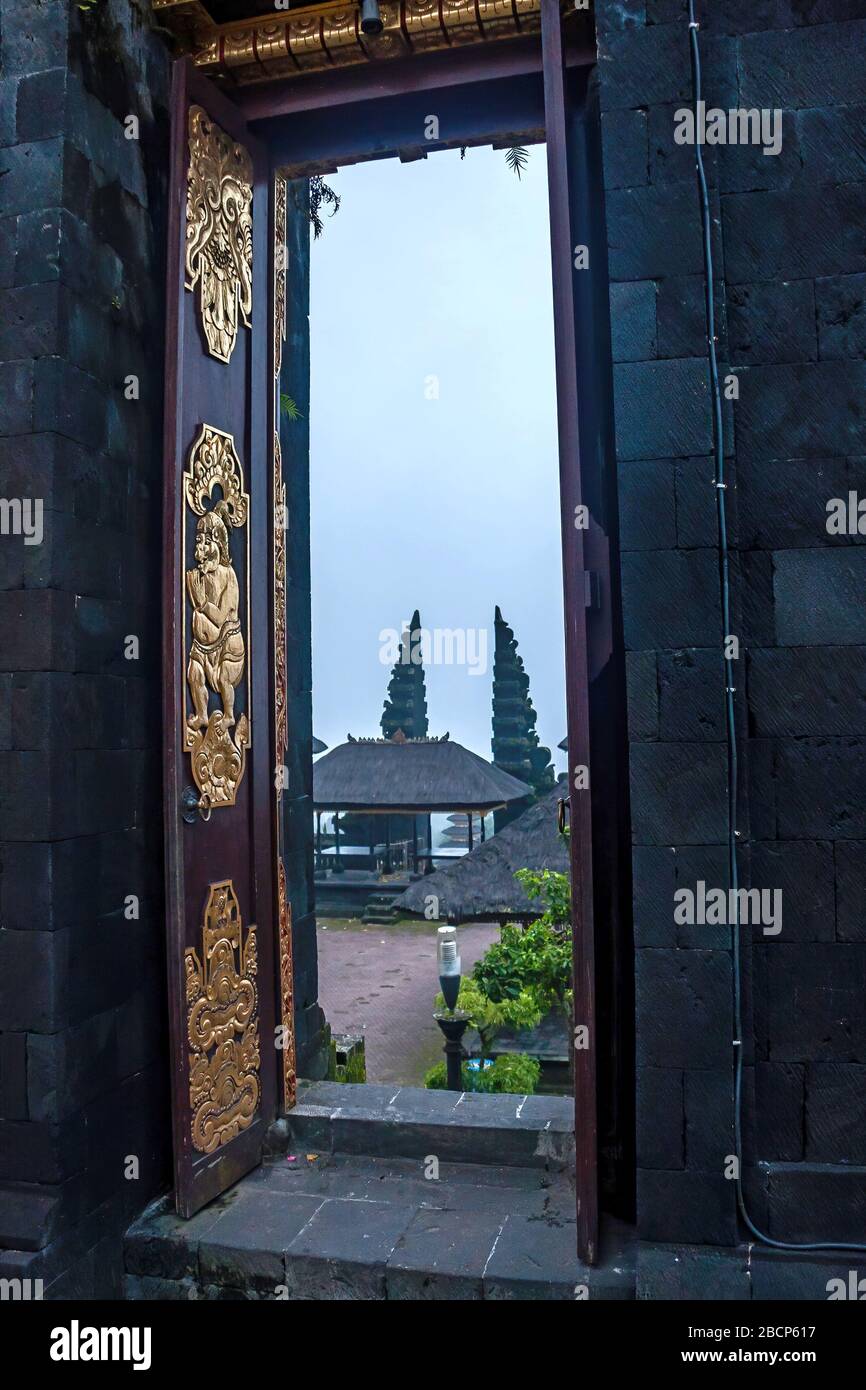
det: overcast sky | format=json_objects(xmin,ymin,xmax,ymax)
[{"xmin": 309, "ymin": 145, "xmax": 566, "ymax": 775}]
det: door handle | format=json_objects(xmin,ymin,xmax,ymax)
[{"xmin": 181, "ymin": 785, "xmax": 211, "ymax": 824}]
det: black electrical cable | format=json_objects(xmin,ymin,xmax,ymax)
[{"xmin": 688, "ymin": 0, "xmax": 866, "ymax": 1254}]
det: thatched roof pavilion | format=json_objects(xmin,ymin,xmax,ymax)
[
  {"xmin": 394, "ymin": 784, "xmax": 570, "ymax": 923},
  {"xmin": 313, "ymin": 733, "xmax": 532, "ymax": 815}
]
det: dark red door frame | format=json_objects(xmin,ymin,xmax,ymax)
[
  {"xmin": 194, "ymin": 14, "xmax": 629, "ymax": 1266},
  {"xmin": 540, "ymin": 0, "xmax": 598, "ymax": 1265},
  {"xmin": 163, "ymin": 61, "xmax": 278, "ymax": 1217}
]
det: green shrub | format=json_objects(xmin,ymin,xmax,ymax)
[
  {"xmin": 424, "ymin": 1053, "xmax": 540, "ymax": 1095},
  {"xmin": 424, "ymin": 1060, "xmax": 474, "ymax": 1090},
  {"xmin": 475, "ymin": 1053, "xmax": 541, "ymax": 1095},
  {"xmin": 435, "ymin": 977, "xmax": 543, "ymax": 1057}
]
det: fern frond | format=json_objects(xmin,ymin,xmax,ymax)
[{"xmin": 504, "ymin": 145, "xmax": 529, "ymax": 179}]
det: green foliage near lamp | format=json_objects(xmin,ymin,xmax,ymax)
[
  {"xmin": 434, "ymin": 976, "xmax": 543, "ymax": 1058},
  {"xmin": 427, "ymin": 864, "xmax": 573, "ymax": 1091},
  {"xmin": 424, "ymin": 1053, "xmax": 540, "ymax": 1095}
]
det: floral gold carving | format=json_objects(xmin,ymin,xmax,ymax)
[
  {"xmin": 185, "ymin": 106, "xmax": 253, "ymax": 364},
  {"xmin": 277, "ymin": 860, "xmax": 296, "ymax": 1110},
  {"xmin": 185, "ymin": 880, "xmax": 260, "ymax": 1153}
]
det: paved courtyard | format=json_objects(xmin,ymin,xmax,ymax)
[{"xmin": 317, "ymin": 917, "xmax": 499, "ymax": 1085}]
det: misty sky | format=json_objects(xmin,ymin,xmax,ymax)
[{"xmin": 309, "ymin": 145, "xmax": 567, "ymax": 776}]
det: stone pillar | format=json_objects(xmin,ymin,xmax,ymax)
[{"xmin": 0, "ymin": 0, "xmax": 171, "ymax": 1296}]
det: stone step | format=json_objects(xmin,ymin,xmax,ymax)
[
  {"xmin": 267, "ymin": 1081, "xmax": 575, "ymax": 1170},
  {"xmin": 124, "ymin": 1151, "xmax": 635, "ymax": 1301}
]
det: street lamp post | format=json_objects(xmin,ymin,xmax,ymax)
[{"xmin": 434, "ymin": 925, "xmax": 469, "ymax": 1091}]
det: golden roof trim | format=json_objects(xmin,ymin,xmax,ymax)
[{"xmin": 155, "ymin": 0, "xmax": 556, "ymax": 86}]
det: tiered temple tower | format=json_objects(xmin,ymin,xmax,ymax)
[{"xmin": 491, "ymin": 606, "xmax": 555, "ymax": 829}]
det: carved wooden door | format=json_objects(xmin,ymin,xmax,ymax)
[{"xmin": 163, "ymin": 60, "xmax": 287, "ymax": 1218}]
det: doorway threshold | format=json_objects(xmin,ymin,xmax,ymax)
[{"xmin": 125, "ymin": 1084, "xmax": 634, "ymax": 1300}]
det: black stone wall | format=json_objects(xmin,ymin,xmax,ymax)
[
  {"xmin": 0, "ymin": 0, "xmax": 171, "ymax": 1295},
  {"xmin": 596, "ymin": 0, "xmax": 866, "ymax": 1274}
]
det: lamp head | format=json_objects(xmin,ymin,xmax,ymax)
[{"xmin": 360, "ymin": 0, "xmax": 383, "ymax": 34}]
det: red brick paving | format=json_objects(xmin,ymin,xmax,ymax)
[{"xmin": 316, "ymin": 918, "xmax": 499, "ymax": 1085}]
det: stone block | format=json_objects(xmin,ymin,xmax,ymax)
[
  {"xmin": 763, "ymin": 944, "xmax": 866, "ymax": 1061},
  {"xmin": 657, "ymin": 648, "xmax": 725, "ymax": 741},
  {"xmin": 621, "ymin": 548, "xmax": 720, "ymax": 650},
  {"xmin": 198, "ymin": 1190, "xmax": 324, "ymax": 1293},
  {"xmin": 739, "ymin": 20, "xmax": 866, "ymax": 111},
  {"xmin": 737, "ymin": 360, "xmax": 866, "ymax": 459},
  {"xmin": 601, "ymin": 107, "xmax": 648, "ymax": 190},
  {"xmin": 637, "ymin": 1067, "xmax": 683, "ymax": 1168},
  {"xmin": 816, "ymin": 272, "xmax": 866, "ymax": 360},
  {"xmin": 655, "ymin": 275, "xmax": 726, "ymax": 360},
  {"xmin": 386, "ymin": 1206, "xmax": 504, "ymax": 1299},
  {"xmin": 805, "ymin": 1063, "xmax": 866, "ymax": 1163},
  {"xmin": 0, "ymin": 359, "xmax": 33, "ymax": 435},
  {"xmin": 610, "ymin": 279, "xmax": 657, "ymax": 363},
  {"xmin": 626, "ymin": 649, "xmax": 659, "ymax": 740},
  {"xmin": 765, "ymin": 1162, "xmax": 866, "ymax": 1245},
  {"xmin": 637, "ymin": 1169, "xmax": 738, "ymax": 1245},
  {"xmin": 727, "ymin": 279, "xmax": 817, "ymax": 366},
  {"xmin": 748, "ymin": 647, "xmax": 866, "ymax": 737},
  {"xmin": 684, "ymin": 1068, "xmax": 734, "ymax": 1172},
  {"xmin": 16, "ymin": 67, "xmax": 66, "ymax": 142},
  {"xmin": 607, "ymin": 183, "xmax": 706, "ymax": 284},
  {"xmin": 749, "ymin": 839, "xmax": 835, "ymax": 942},
  {"xmin": 618, "ymin": 459, "xmax": 676, "ymax": 551},
  {"xmin": 614, "ymin": 358, "xmax": 713, "ymax": 461},
  {"xmin": 835, "ymin": 840, "xmax": 866, "ymax": 941},
  {"xmin": 735, "ymin": 455, "xmax": 863, "ymax": 551},
  {"xmin": 630, "ymin": 742, "xmax": 727, "ymax": 844},
  {"xmin": 774, "ymin": 549, "xmax": 866, "ymax": 645},
  {"xmin": 753, "ymin": 1061, "xmax": 805, "ymax": 1162},
  {"xmin": 284, "ymin": 1196, "xmax": 415, "ymax": 1300},
  {"xmin": 637, "ymin": 1240, "xmax": 750, "ymax": 1300},
  {"xmin": 674, "ymin": 456, "xmax": 720, "ymax": 547},
  {"xmin": 0, "ymin": 138, "xmax": 63, "ymax": 216},
  {"xmin": 723, "ymin": 183, "xmax": 866, "ymax": 283},
  {"xmin": 636, "ymin": 949, "xmax": 732, "ymax": 1067}
]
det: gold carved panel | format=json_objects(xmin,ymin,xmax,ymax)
[
  {"xmin": 185, "ymin": 881, "xmax": 260, "ymax": 1153},
  {"xmin": 273, "ymin": 174, "xmax": 296, "ymax": 1111},
  {"xmin": 183, "ymin": 424, "xmax": 250, "ymax": 811},
  {"xmin": 277, "ymin": 861, "xmax": 296, "ymax": 1110},
  {"xmin": 185, "ymin": 106, "xmax": 253, "ymax": 365}
]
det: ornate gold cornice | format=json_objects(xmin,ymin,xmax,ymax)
[{"xmin": 156, "ymin": 0, "xmax": 555, "ymax": 86}]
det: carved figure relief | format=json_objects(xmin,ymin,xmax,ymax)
[
  {"xmin": 185, "ymin": 105, "xmax": 253, "ymax": 364},
  {"xmin": 185, "ymin": 880, "xmax": 260, "ymax": 1153},
  {"xmin": 183, "ymin": 424, "xmax": 250, "ymax": 810}
]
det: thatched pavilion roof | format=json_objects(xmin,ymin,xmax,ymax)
[
  {"xmin": 395, "ymin": 785, "xmax": 570, "ymax": 923},
  {"xmin": 312, "ymin": 733, "xmax": 532, "ymax": 814}
]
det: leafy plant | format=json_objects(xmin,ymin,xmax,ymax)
[
  {"xmin": 476, "ymin": 1053, "xmax": 540, "ymax": 1095},
  {"xmin": 424, "ymin": 1060, "xmax": 474, "ymax": 1090},
  {"xmin": 280, "ymin": 393, "xmax": 302, "ymax": 421},
  {"xmin": 514, "ymin": 867, "xmax": 571, "ymax": 930},
  {"xmin": 504, "ymin": 145, "xmax": 529, "ymax": 179},
  {"xmin": 473, "ymin": 918, "xmax": 571, "ymax": 1018},
  {"xmin": 435, "ymin": 976, "xmax": 542, "ymax": 1058},
  {"xmin": 309, "ymin": 175, "xmax": 341, "ymax": 239},
  {"xmin": 424, "ymin": 1053, "xmax": 540, "ymax": 1095}
]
